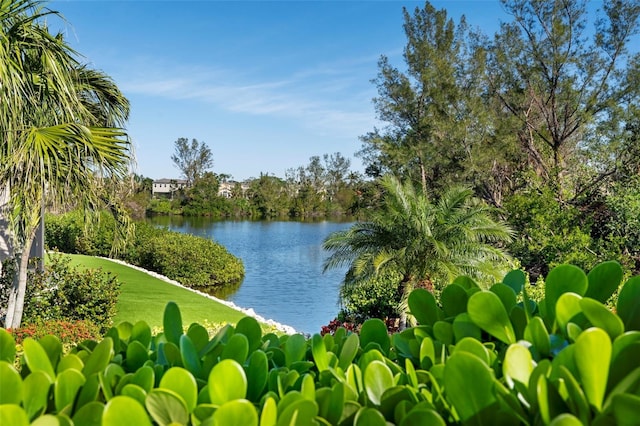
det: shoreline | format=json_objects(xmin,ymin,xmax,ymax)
[{"xmin": 99, "ymin": 257, "xmax": 298, "ymax": 335}]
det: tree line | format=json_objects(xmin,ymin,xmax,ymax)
[{"xmin": 139, "ymin": 141, "xmax": 371, "ymax": 220}]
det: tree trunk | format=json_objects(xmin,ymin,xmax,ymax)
[{"xmin": 4, "ymin": 234, "xmax": 34, "ymax": 329}]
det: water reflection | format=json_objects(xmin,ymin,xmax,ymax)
[{"xmin": 146, "ymin": 216, "xmax": 353, "ymax": 334}]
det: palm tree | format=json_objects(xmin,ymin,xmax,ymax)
[
  {"xmin": 1, "ymin": 0, "xmax": 132, "ymax": 328},
  {"xmin": 323, "ymin": 175, "xmax": 514, "ymax": 326}
]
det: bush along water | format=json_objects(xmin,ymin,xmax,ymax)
[{"xmin": 1, "ymin": 261, "xmax": 640, "ymax": 425}]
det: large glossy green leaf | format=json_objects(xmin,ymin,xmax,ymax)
[
  {"xmin": 453, "ymin": 338, "xmax": 490, "ymax": 365},
  {"xmin": 82, "ymin": 338, "xmax": 114, "ymax": 378},
  {"xmin": 312, "ymin": 334, "xmax": 329, "ymax": 372},
  {"xmin": 145, "ymin": 388, "xmax": 189, "ymax": 426},
  {"xmin": 399, "ymin": 409, "xmax": 446, "ymax": 426},
  {"xmin": 0, "ymin": 329, "xmax": 16, "ymax": 363},
  {"xmin": 38, "ymin": 335, "xmax": 62, "ymax": 371},
  {"xmin": 408, "ymin": 288, "xmax": 441, "ymax": 326},
  {"xmin": 187, "ymin": 323, "xmax": 210, "ymax": 354},
  {"xmin": 441, "ymin": 284, "xmax": 468, "ymax": 318},
  {"xmin": 208, "ymin": 359, "xmax": 247, "ymax": 405},
  {"xmin": 612, "ymin": 393, "xmax": 640, "ymax": 426},
  {"xmin": 54, "ymin": 369, "xmax": 86, "ymax": 412},
  {"xmin": 29, "ymin": 414, "xmax": 62, "ymax": 426},
  {"xmin": 490, "ymin": 283, "xmax": 518, "ymax": 313},
  {"xmin": 503, "ymin": 344, "xmax": 534, "ymax": 388},
  {"xmin": 354, "ymin": 407, "xmax": 387, "ymax": 425},
  {"xmin": 549, "ymin": 413, "xmax": 583, "ymax": 425},
  {"xmin": 131, "ymin": 321, "xmax": 152, "ymax": 348},
  {"xmin": 316, "ymin": 383, "xmax": 345, "ymax": 424},
  {"xmin": 574, "ymin": 327, "xmax": 611, "ymax": 411},
  {"xmin": 121, "ymin": 384, "xmax": 147, "ymax": 406},
  {"xmin": 452, "ymin": 313, "xmax": 482, "ymax": 341},
  {"xmin": 103, "ymin": 395, "xmax": 151, "ymax": 426},
  {"xmin": 555, "ymin": 292, "xmax": 583, "ymax": 334},
  {"xmin": 131, "ymin": 365, "xmax": 155, "ymax": 393},
  {"xmin": 360, "ymin": 319, "xmax": 390, "ymax": 354},
  {"xmin": 212, "ymin": 399, "xmax": 258, "ymax": 426},
  {"xmin": 444, "ymin": 352, "xmax": 498, "ymax": 422},
  {"xmin": 57, "ymin": 353, "xmax": 84, "ymax": 374},
  {"xmin": 545, "ymin": 265, "xmax": 588, "ymax": 325},
  {"xmin": 468, "ymin": 291, "xmax": 516, "ymax": 344},
  {"xmin": 221, "ymin": 333, "xmax": 249, "ymax": 364},
  {"xmin": 0, "ymin": 361, "xmax": 22, "ymax": 404},
  {"xmin": 580, "ymin": 297, "xmax": 624, "ymax": 339},
  {"xmin": 433, "ymin": 321, "xmax": 454, "ymax": 345},
  {"xmin": 125, "ymin": 340, "xmax": 149, "ymax": 372},
  {"xmin": 524, "ymin": 316, "xmax": 551, "ymax": 358},
  {"xmin": 179, "ymin": 334, "xmax": 203, "ymax": 380},
  {"xmin": 617, "ymin": 276, "xmax": 640, "ymax": 331},
  {"xmin": 338, "ymin": 333, "xmax": 359, "ymax": 370},
  {"xmin": 363, "ymin": 360, "xmax": 394, "ymax": 405},
  {"xmin": 556, "ymin": 366, "xmax": 590, "ymax": 424},
  {"xmin": 22, "ymin": 371, "xmax": 51, "ymax": 420},
  {"xmin": 260, "ymin": 396, "xmax": 277, "ymax": 426},
  {"xmin": 159, "ymin": 341, "xmax": 182, "ymax": 367},
  {"xmin": 0, "ymin": 405, "xmax": 29, "ymax": 426},
  {"xmin": 277, "ymin": 399, "xmax": 319, "ymax": 426},
  {"xmin": 159, "ymin": 367, "xmax": 198, "ymax": 413},
  {"xmin": 585, "ymin": 261, "xmax": 623, "ymax": 303},
  {"xmin": 23, "ymin": 338, "xmax": 55, "ymax": 382},
  {"xmin": 235, "ymin": 316, "xmax": 263, "ymax": 352},
  {"xmin": 284, "ymin": 334, "xmax": 307, "ymax": 366},
  {"xmin": 245, "ymin": 350, "xmax": 268, "ymax": 402},
  {"xmin": 503, "ymin": 269, "xmax": 526, "ymax": 295},
  {"xmin": 163, "ymin": 301, "xmax": 183, "ymax": 346},
  {"xmin": 71, "ymin": 401, "xmax": 104, "ymax": 426}
]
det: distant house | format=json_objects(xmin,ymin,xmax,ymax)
[
  {"xmin": 152, "ymin": 178, "xmax": 187, "ymax": 197},
  {"xmin": 217, "ymin": 181, "xmax": 250, "ymax": 198}
]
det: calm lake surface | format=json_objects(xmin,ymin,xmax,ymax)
[{"xmin": 147, "ymin": 217, "xmax": 353, "ymax": 334}]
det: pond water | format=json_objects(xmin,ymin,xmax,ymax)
[{"xmin": 147, "ymin": 217, "xmax": 353, "ymax": 334}]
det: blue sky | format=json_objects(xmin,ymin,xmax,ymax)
[{"xmin": 46, "ymin": 1, "xmax": 530, "ymax": 180}]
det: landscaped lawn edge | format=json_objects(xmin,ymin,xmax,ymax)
[{"xmin": 98, "ymin": 256, "xmax": 297, "ymax": 335}]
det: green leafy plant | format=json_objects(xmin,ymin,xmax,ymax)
[{"xmin": 1, "ymin": 261, "xmax": 639, "ymax": 425}]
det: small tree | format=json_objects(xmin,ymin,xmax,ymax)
[{"xmin": 171, "ymin": 138, "xmax": 214, "ymax": 186}]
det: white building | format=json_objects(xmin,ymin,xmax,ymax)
[{"xmin": 152, "ymin": 179, "xmax": 187, "ymax": 197}]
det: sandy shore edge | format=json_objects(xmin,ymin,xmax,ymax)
[{"xmin": 100, "ymin": 257, "xmax": 297, "ymax": 335}]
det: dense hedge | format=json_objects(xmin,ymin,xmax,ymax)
[
  {"xmin": 45, "ymin": 212, "xmax": 245, "ymax": 289},
  {"xmin": 129, "ymin": 223, "xmax": 245, "ymax": 289},
  {"xmin": 1, "ymin": 262, "xmax": 639, "ymax": 425}
]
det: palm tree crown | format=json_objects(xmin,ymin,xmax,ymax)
[{"xmin": 323, "ymin": 175, "xmax": 514, "ymax": 321}]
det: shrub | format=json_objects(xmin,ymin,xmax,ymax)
[
  {"xmin": 338, "ymin": 270, "xmax": 403, "ymax": 324},
  {"xmin": 1, "ymin": 254, "xmax": 121, "ymax": 332},
  {"xmin": 9, "ymin": 319, "xmax": 100, "ymax": 346},
  {"xmin": 129, "ymin": 223, "xmax": 245, "ymax": 289},
  {"xmin": 44, "ymin": 212, "xmax": 245, "ymax": 291},
  {"xmin": 2, "ymin": 261, "xmax": 638, "ymax": 425},
  {"xmin": 45, "ymin": 210, "xmax": 116, "ymax": 256}
]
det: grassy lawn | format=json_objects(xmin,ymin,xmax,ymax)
[{"xmin": 64, "ymin": 254, "xmax": 248, "ymax": 329}]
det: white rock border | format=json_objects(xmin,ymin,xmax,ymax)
[{"xmin": 99, "ymin": 257, "xmax": 297, "ymax": 335}]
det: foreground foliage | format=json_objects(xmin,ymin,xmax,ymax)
[{"xmin": 1, "ymin": 261, "xmax": 639, "ymax": 425}]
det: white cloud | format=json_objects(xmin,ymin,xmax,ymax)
[{"xmin": 117, "ymin": 57, "xmax": 377, "ymax": 139}]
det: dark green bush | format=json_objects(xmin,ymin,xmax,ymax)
[
  {"xmin": 44, "ymin": 212, "xmax": 245, "ymax": 290},
  {"xmin": 45, "ymin": 210, "xmax": 116, "ymax": 257},
  {"xmin": 128, "ymin": 223, "xmax": 244, "ymax": 289},
  {"xmin": 338, "ymin": 271, "xmax": 402, "ymax": 324}
]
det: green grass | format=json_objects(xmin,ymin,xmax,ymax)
[{"xmin": 64, "ymin": 254, "xmax": 248, "ymax": 329}]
